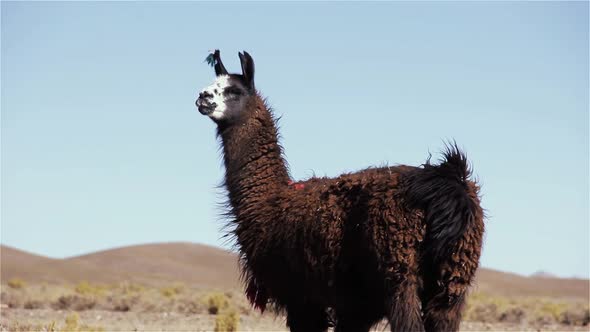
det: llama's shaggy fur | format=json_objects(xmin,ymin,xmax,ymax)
[{"xmin": 196, "ymin": 50, "xmax": 485, "ymax": 332}]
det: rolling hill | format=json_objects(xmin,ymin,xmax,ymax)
[
  {"xmin": 66, "ymin": 242, "xmax": 240, "ymax": 288},
  {"xmin": 0, "ymin": 245, "xmax": 125, "ymax": 285},
  {"xmin": 1, "ymin": 243, "xmax": 239, "ymax": 289},
  {"xmin": 1, "ymin": 243, "xmax": 588, "ymax": 299}
]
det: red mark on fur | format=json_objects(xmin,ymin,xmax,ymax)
[{"xmin": 288, "ymin": 180, "xmax": 305, "ymax": 190}]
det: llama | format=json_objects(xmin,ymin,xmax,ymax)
[{"xmin": 195, "ymin": 50, "xmax": 484, "ymax": 332}]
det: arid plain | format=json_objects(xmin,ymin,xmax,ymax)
[{"xmin": 1, "ymin": 243, "xmax": 588, "ymax": 331}]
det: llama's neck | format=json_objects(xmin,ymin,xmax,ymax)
[{"xmin": 218, "ymin": 97, "xmax": 290, "ymax": 219}]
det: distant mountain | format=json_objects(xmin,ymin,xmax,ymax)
[
  {"xmin": 530, "ymin": 270, "xmax": 557, "ymax": 278},
  {"xmin": 473, "ymin": 266, "xmax": 588, "ymax": 300},
  {"xmin": 1, "ymin": 243, "xmax": 588, "ymax": 300},
  {"xmin": 0, "ymin": 245, "xmax": 125, "ymax": 285},
  {"xmin": 66, "ymin": 242, "xmax": 240, "ymax": 288},
  {"xmin": 1, "ymin": 243, "xmax": 239, "ymax": 289}
]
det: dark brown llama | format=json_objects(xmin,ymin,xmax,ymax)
[{"xmin": 195, "ymin": 50, "xmax": 484, "ymax": 332}]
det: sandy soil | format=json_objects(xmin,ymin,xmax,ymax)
[
  {"xmin": 2, "ymin": 308, "xmax": 588, "ymax": 332},
  {"xmin": 2, "ymin": 243, "xmax": 588, "ymax": 331}
]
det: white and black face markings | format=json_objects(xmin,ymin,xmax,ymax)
[
  {"xmin": 201, "ymin": 75, "xmax": 230, "ymax": 119},
  {"xmin": 199, "ymin": 75, "xmax": 248, "ymax": 120}
]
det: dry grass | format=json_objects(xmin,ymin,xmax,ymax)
[
  {"xmin": 214, "ymin": 309, "xmax": 239, "ymax": 332},
  {"xmin": 464, "ymin": 291, "xmax": 590, "ymax": 327},
  {"xmin": 1, "ymin": 312, "xmax": 105, "ymax": 332},
  {"xmin": 206, "ymin": 292, "xmax": 230, "ymax": 315},
  {"xmin": 1, "ymin": 281, "xmax": 588, "ymax": 331},
  {"xmin": 3, "ymin": 243, "xmax": 587, "ymax": 331},
  {"xmin": 160, "ymin": 283, "xmax": 185, "ymax": 298},
  {"xmin": 7, "ymin": 278, "xmax": 26, "ymax": 289},
  {"xmin": 0, "ymin": 281, "xmax": 250, "ymax": 316}
]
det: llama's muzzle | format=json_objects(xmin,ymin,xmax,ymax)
[{"xmin": 196, "ymin": 94, "xmax": 217, "ymax": 115}]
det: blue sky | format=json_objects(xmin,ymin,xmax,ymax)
[{"xmin": 1, "ymin": 2, "xmax": 588, "ymax": 278}]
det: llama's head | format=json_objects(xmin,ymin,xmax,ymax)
[{"xmin": 196, "ymin": 50, "xmax": 256, "ymax": 122}]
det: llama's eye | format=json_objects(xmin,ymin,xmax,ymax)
[{"xmin": 225, "ymin": 88, "xmax": 242, "ymax": 96}]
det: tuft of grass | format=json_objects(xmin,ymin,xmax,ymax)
[
  {"xmin": 560, "ymin": 307, "xmax": 590, "ymax": 326},
  {"xmin": 61, "ymin": 312, "xmax": 104, "ymax": 332},
  {"xmin": 160, "ymin": 283, "xmax": 184, "ymax": 298},
  {"xmin": 23, "ymin": 299, "xmax": 44, "ymax": 309},
  {"xmin": 118, "ymin": 281, "xmax": 145, "ymax": 295},
  {"xmin": 3, "ymin": 291, "xmax": 23, "ymax": 308},
  {"xmin": 214, "ymin": 308, "xmax": 239, "ymax": 332},
  {"xmin": 53, "ymin": 295, "xmax": 96, "ymax": 311},
  {"xmin": 4, "ymin": 314, "xmax": 102, "ymax": 332},
  {"xmin": 46, "ymin": 321, "xmax": 58, "ymax": 332},
  {"xmin": 464, "ymin": 291, "xmax": 590, "ymax": 327},
  {"xmin": 74, "ymin": 281, "xmax": 106, "ymax": 297},
  {"xmin": 206, "ymin": 292, "xmax": 230, "ymax": 315},
  {"xmin": 63, "ymin": 312, "xmax": 80, "ymax": 331},
  {"xmin": 538, "ymin": 301, "xmax": 568, "ymax": 321},
  {"xmin": 177, "ymin": 296, "xmax": 206, "ymax": 314},
  {"xmin": 7, "ymin": 278, "xmax": 26, "ymax": 289},
  {"xmin": 110, "ymin": 294, "xmax": 140, "ymax": 312}
]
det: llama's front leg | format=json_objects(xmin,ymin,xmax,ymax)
[{"xmin": 285, "ymin": 304, "xmax": 330, "ymax": 332}]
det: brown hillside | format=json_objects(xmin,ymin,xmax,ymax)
[
  {"xmin": 66, "ymin": 242, "xmax": 240, "ymax": 288},
  {"xmin": 0, "ymin": 245, "xmax": 124, "ymax": 285},
  {"xmin": 474, "ymin": 267, "xmax": 589, "ymax": 300},
  {"xmin": 1, "ymin": 243, "xmax": 588, "ymax": 301}
]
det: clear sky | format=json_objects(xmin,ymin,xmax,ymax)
[{"xmin": 1, "ymin": 2, "xmax": 588, "ymax": 278}]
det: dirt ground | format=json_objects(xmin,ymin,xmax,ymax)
[
  {"xmin": 2, "ymin": 243, "xmax": 588, "ymax": 332},
  {"xmin": 2, "ymin": 308, "xmax": 589, "ymax": 332}
]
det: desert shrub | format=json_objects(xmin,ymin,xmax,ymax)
[
  {"xmin": 119, "ymin": 281, "xmax": 145, "ymax": 295},
  {"xmin": 4, "ymin": 292, "xmax": 22, "ymax": 308},
  {"xmin": 61, "ymin": 312, "xmax": 104, "ymax": 332},
  {"xmin": 4, "ymin": 318, "xmax": 103, "ymax": 332},
  {"xmin": 3, "ymin": 322, "xmax": 44, "ymax": 332},
  {"xmin": 560, "ymin": 307, "xmax": 590, "ymax": 326},
  {"xmin": 160, "ymin": 283, "xmax": 184, "ymax": 298},
  {"xmin": 498, "ymin": 307, "xmax": 525, "ymax": 323},
  {"xmin": 465, "ymin": 302, "xmax": 499, "ymax": 323},
  {"xmin": 112, "ymin": 300, "xmax": 131, "ymax": 312},
  {"xmin": 53, "ymin": 295, "xmax": 96, "ymax": 311},
  {"xmin": 63, "ymin": 313, "xmax": 80, "ymax": 331},
  {"xmin": 75, "ymin": 281, "xmax": 106, "ymax": 297},
  {"xmin": 540, "ymin": 301, "xmax": 567, "ymax": 320},
  {"xmin": 46, "ymin": 321, "xmax": 58, "ymax": 332},
  {"xmin": 134, "ymin": 296, "xmax": 160, "ymax": 312},
  {"xmin": 214, "ymin": 309, "xmax": 239, "ymax": 332},
  {"xmin": 527, "ymin": 300, "xmax": 568, "ymax": 325},
  {"xmin": 7, "ymin": 278, "xmax": 26, "ymax": 289},
  {"xmin": 130, "ymin": 288, "xmax": 167, "ymax": 312},
  {"xmin": 109, "ymin": 295, "xmax": 139, "ymax": 312},
  {"xmin": 206, "ymin": 292, "xmax": 230, "ymax": 315},
  {"xmin": 24, "ymin": 299, "xmax": 44, "ymax": 309},
  {"xmin": 532, "ymin": 313, "xmax": 555, "ymax": 326},
  {"xmin": 160, "ymin": 287, "xmax": 177, "ymax": 298},
  {"xmin": 177, "ymin": 297, "xmax": 206, "ymax": 314}
]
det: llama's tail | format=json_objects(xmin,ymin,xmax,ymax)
[{"xmin": 401, "ymin": 143, "xmax": 483, "ymax": 265}]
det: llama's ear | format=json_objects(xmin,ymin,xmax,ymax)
[
  {"xmin": 239, "ymin": 51, "xmax": 255, "ymax": 91},
  {"xmin": 213, "ymin": 50, "xmax": 229, "ymax": 76}
]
